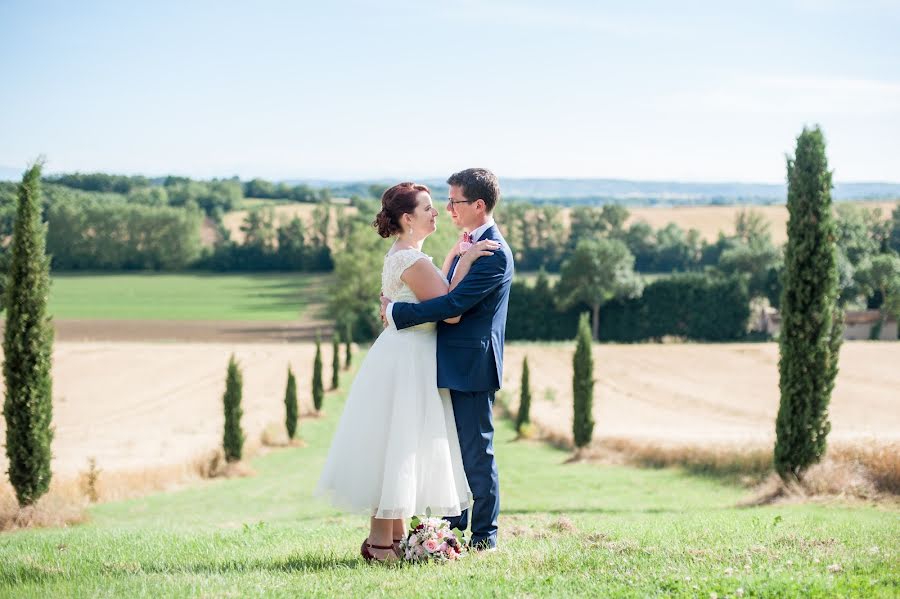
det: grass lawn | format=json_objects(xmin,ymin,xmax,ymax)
[
  {"xmin": 0, "ymin": 362, "xmax": 897, "ymax": 597},
  {"xmin": 48, "ymin": 272, "xmax": 332, "ymax": 321}
]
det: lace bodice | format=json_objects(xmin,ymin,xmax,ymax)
[{"xmin": 382, "ymin": 248, "xmax": 442, "ymax": 303}]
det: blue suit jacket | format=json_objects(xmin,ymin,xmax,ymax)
[{"xmin": 392, "ymin": 225, "xmax": 514, "ymax": 392}]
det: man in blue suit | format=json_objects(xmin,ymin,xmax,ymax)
[{"xmin": 381, "ymin": 168, "xmax": 514, "ymax": 551}]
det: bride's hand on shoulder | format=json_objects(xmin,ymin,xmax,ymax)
[
  {"xmin": 460, "ymin": 239, "xmax": 501, "ymax": 263},
  {"xmin": 446, "ymin": 232, "xmax": 468, "ymax": 259}
]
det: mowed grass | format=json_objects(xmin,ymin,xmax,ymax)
[
  {"xmin": 47, "ymin": 272, "xmax": 332, "ymax": 321},
  {"xmin": 0, "ymin": 361, "xmax": 897, "ymax": 598}
]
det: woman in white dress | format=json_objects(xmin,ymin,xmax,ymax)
[{"xmin": 315, "ymin": 182, "xmax": 500, "ymax": 562}]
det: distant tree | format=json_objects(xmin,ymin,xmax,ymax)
[
  {"xmin": 516, "ymin": 356, "xmax": 532, "ymax": 436},
  {"xmin": 889, "ymin": 204, "xmax": 900, "ymax": 254},
  {"xmin": 276, "ymin": 215, "xmax": 307, "ymax": 270},
  {"xmin": 331, "ymin": 331, "xmax": 341, "ymax": 390},
  {"xmin": 734, "ymin": 208, "xmax": 772, "ymax": 244},
  {"xmin": 240, "ymin": 208, "xmax": 276, "ymax": 252},
  {"xmin": 834, "ymin": 204, "xmax": 890, "ymax": 267},
  {"xmin": 572, "ymin": 313, "xmax": 595, "ymax": 450},
  {"xmin": 3, "ymin": 162, "xmax": 54, "ymax": 506},
  {"xmin": 312, "ymin": 333, "xmax": 324, "ymax": 412},
  {"xmin": 222, "ymin": 355, "xmax": 244, "ymax": 462},
  {"xmin": 622, "ymin": 221, "xmax": 656, "ymax": 271},
  {"xmin": 344, "ymin": 321, "xmax": 353, "ymax": 369},
  {"xmin": 652, "ymin": 223, "xmax": 702, "ymax": 271},
  {"xmin": 854, "ymin": 253, "xmax": 900, "ymax": 334},
  {"xmin": 244, "ymin": 178, "xmax": 277, "ymax": 198},
  {"xmin": 775, "ymin": 126, "xmax": 842, "ymax": 482},
  {"xmin": 328, "ymin": 221, "xmax": 385, "ymax": 340},
  {"xmin": 284, "ymin": 366, "xmax": 299, "ymax": 440},
  {"xmin": 717, "ymin": 238, "xmax": 782, "ymax": 300},
  {"xmin": 598, "ymin": 204, "xmax": 629, "ymax": 234},
  {"xmin": 557, "ymin": 238, "xmax": 643, "ymax": 340}
]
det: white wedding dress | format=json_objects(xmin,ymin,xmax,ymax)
[{"xmin": 315, "ymin": 248, "xmax": 472, "ymax": 519}]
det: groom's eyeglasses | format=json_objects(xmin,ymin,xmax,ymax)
[{"xmin": 447, "ymin": 199, "xmax": 475, "ymax": 206}]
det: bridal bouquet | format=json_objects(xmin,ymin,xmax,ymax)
[{"xmin": 399, "ymin": 516, "xmax": 467, "ymax": 563}]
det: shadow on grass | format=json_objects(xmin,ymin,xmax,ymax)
[
  {"xmin": 145, "ymin": 552, "xmax": 365, "ymax": 574},
  {"xmin": 502, "ymin": 506, "xmax": 690, "ymax": 516},
  {"xmin": 0, "ymin": 553, "xmax": 366, "ymax": 587}
]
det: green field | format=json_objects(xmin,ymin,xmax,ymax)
[
  {"xmin": 1, "ymin": 363, "xmax": 896, "ymax": 597},
  {"xmin": 48, "ymin": 273, "xmax": 332, "ymax": 321}
]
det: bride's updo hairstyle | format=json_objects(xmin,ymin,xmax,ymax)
[{"xmin": 374, "ymin": 182, "xmax": 431, "ymax": 238}]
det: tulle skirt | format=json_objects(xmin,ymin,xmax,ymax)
[{"xmin": 315, "ymin": 323, "xmax": 471, "ymax": 519}]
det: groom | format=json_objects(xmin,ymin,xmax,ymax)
[{"xmin": 381, "ymin": 168, "xmax": 514, "ymax": 551}]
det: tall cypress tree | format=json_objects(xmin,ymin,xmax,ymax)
[
  {"xmin": 331, "ymin": 331, "xmax": 340, "ymax": 390},
  {"xmin": 573, "ymin": 312, "xmax": 595, "ymax": 450},
  {"xmin": 312, "ymin": 332, "xmax": 324, "ymax": 412},
  {"xmin": 516, "ymin": 356, "xmax": 532, "ymax": 435},
  {"xmin": 3, "ymin": 162, "xmax": 54, "ymax": 507},
  {"xmin": 222, "ymin": 355, "xmax": 244, "ymax": 462},
  {"xmin": 344, "ymin": 321, "xmax": 352, "ymax": 370},
  {"xmin": 284, "ymin": 366, "xmax": 298, "ymax": 440},
  {"xmin": 775, "ymin": 126, "xmax": 842, "ymax": 482}
]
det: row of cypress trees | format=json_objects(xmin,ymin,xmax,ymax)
[{"xmin": 221, "ymin": 331, "xmax": 350, "ymax": 462}]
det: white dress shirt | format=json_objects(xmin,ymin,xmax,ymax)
[{"xmin": 386, "ymin": 218, "xmax": 496, "ymax": 328}]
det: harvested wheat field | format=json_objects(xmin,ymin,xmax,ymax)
[
  {"xmin": 557, "ymin": 201, "xmax": 898, "ymax": 245},
  {"xmin": 502, "ymin": 341, "xmax": 900, "ymax": 447},
  {"xmin": 0, "ymin": 342, "xmax": 328, "ymax": 480}
]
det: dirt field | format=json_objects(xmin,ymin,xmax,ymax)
[
  {"xmin": 1, "ymin": 336, "xmax": 895, "ymax": 483},
  {"xmin": 502, "ymin": 341, "xmax": 900, "ymax": 446},
  {"xmin": 0, "ymin": 342, "xmax": 329, "ymax": 478}
]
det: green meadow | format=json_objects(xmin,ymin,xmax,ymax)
[
  {"xmin": 0, "ymin": 363, "xmax": 896, "ymax": 598},
  {"xmin": 47, "ymin": 273, "xmax": 332, "ymax": 321}
]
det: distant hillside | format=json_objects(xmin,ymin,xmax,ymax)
[{"xmin": 304, "ymin": 178, "xmax": 900, "ymax": 207}]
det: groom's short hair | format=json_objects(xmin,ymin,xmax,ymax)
[{"xmin": 447, "ymin": 168, "xmax": 500, "ymax": 213}]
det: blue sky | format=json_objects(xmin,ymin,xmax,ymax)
[{"xmin": 1, "ymin": 0, "xmax": 898, "ymax": 182}]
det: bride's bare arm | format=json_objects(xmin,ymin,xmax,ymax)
[
  {"xmin": 401, "ymin": 260, "xmax": 461, "ymax": 324},
  {"xmin": 402, "ymin": 242, "xmax": 501, "ymax": 325}
]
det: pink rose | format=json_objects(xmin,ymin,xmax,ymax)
[
  {"xmin": 423, "ymin": 539, "xmax": 439, "ymax": 553},
  {"xmin": 438, "ymin": 542, "xmax": 449, "ymax": 554}
]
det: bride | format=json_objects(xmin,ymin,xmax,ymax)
[{"xmin": 315, "ymin": 182, "xmax": 499, "ymax": 562}]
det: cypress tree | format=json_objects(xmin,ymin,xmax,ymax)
[
  {"xmin": 222, "ymin": 355, "xmax": 244, "ymax": 462},
  {"xmin": 516, "ymin": 356, "xmax": 532, "ymax": 435},
  {"xmin": 312, "ymin": 332, "xmax": 324, "ymax": 412},
  {"xmin": 284, "ymin": 366, "xmax": 298, "ymax": 439},
  {"xmin": 331, "ymin": 331, "xmax": 340, "ymax": 390},
  {"xmin": 573, "ymin": 312, "xmax": 595, "ymax": 450},
  {"xmin": 775, "ymin": 126, "xmax": 842, "ymax": 482},
  {"xmin": 3, "ymin": 162, "xmax": 54, "ymax": 507},
  {"xmin": 344, "ymin": 321, "xmax": 352, "ymax": 370}
]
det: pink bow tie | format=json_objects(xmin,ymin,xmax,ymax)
[{"xmin": 463, "ymin": 232, "xmax": 473, "ymax": 243}]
